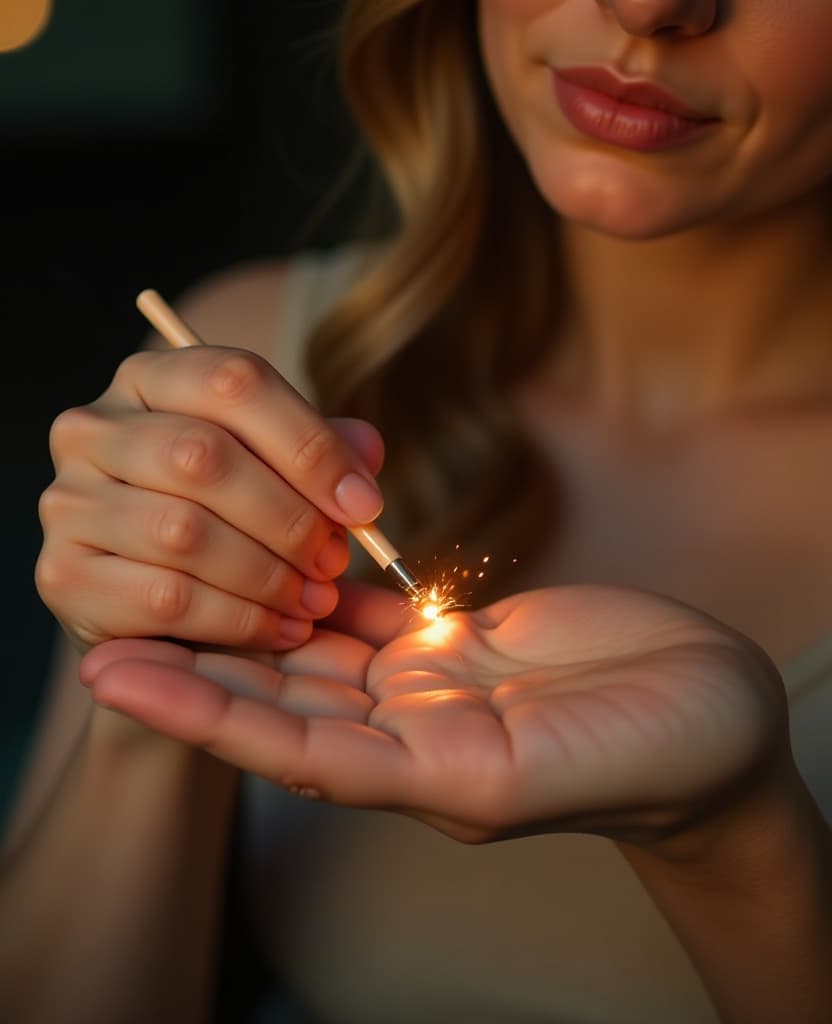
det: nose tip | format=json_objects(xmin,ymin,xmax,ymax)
[{"xmin": 598, "ymin": 0, "xmax": 718, "ymax": 38}]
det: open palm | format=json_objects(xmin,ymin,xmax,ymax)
[{"xmin": 82, "ymin": 585, "xmax": 786, "ymax": 844}]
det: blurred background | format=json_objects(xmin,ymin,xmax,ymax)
[{"xmin": 1, "ymin": 0, "xmax": 363, "ymax": 831}]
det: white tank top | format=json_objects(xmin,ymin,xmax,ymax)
[{"xmin": 240, "ymin": 246, "xmax": 832, "ymax": 1024}]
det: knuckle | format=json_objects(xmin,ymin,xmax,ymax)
[
  {"xmin": 34, "ymin": 549, "xmax": 69, "ymax": 603},
  {"xmin": 264, "ymin": 673, "xmax": 286, "ymax": 704},
  {"xmin": 291, "ymin": 423, "xmax": 338, "ymax": 475},
  {"xmin": 35, "ymin": 551, "xmax": 108, "ymax": 650},
  {"xmin": 283, "ymin": 502, "xmax": 321, "ymax": 553},
  {"xmin": 234, "ymin": 600, "xmax": 269, "ymax": 644},
  {"xmin": 154, "ymin": 501, "xmax": 203, "ymax": 556},
  {"xmin": 206, "ymin": 351, "xmax": 269, "ymax": 404},
  {"xmin": 49, "ymin": 405, "xmax": 99, "ymax": 459},
  {"xmin": 38, "ymin": 484, "xmax": 68, "ymax": 528},
  {"xmin": 168, "ymin": 424, "xmax": 230, "ymax": 485},
  {"xmin": 260, "ymin": 558, "xmax": 291, "ymax": 602},
  {"xmin": 114, "ymin": 350, "xmax": 153, "ymax": 383},
  {"xmin": 282, "ymin": 780, "xmax": 322, "ymax": 801},
  {"xmin": 145, "ymin": 571, "xmax": 192, "ymax": 622}
]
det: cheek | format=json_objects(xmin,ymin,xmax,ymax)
[
  {"xmin": 480, "ymin": 0, "xmax": 557, "ymax": 14},
  {"xmin": 477, "ymin": 2, "xmax": 526, "ymax": 124},
  {"xmin": 737, "ymin": 10, "xmax": 832, "ymax": 191},
  {"xmin": 741, "ymin": 7, "xmax": 832, "ymax": 110}
]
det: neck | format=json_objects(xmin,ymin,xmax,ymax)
[{"xmin": 552, "ymin": 191, "xmax": 832, "ymax": 429}]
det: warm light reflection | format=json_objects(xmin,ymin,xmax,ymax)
[{"xmin": 420, "ymin": 615, "xmax": 454, "ymax": 645}]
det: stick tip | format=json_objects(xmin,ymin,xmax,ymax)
[{"xmin": 136, "ymin": 289, "xmax": 161, "ymax": 314}]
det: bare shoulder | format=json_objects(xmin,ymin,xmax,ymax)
[
  {"xmin": 145, "ymin": 260, "xmax": 288, "ymax": 363},
  {"xmin": 154, "ymin": 244, "xmax": 377, "ymax": 387}
]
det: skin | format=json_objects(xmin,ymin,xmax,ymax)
[
  {"xmin": 479, "ymin": 0, "xmax": 832, "ymax": 239},
  {"xmin": 481, "ymin": 0, "xmax": 832, "ymax": 433},
  {"xmin": 81, "ymin": 581, "xmax": 787, "ymax": 850},
  {"xmin": 29, "ymin": 4, "xmax": 832, "ymax": 1017},
  {"xmin": 43, "ymin": 0, "xmax": 832, "ymax": 849},
  {"xmin": 36, "ymin": 346, "xmax": 386, "ymax": 652}
]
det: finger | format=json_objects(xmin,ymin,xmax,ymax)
[
  {"xmin": 80, "ymin": 637, "xmax": 196, "ymax": 684},
  {"xmin": 273, "ymin": 628, "xmax": 377, "ymax": 687},
  {"xmin": 82, "ymin": 410, "xmax": 350, "ymax": 582},
  {"xmin": 61, "ymin": 552, "xmax": 313, "ymax": 651},
  {"xmin": 91, "ymin": 660, "xmax": 411, "ymax": 806},
  {"xmin": 321, "ymin": 579, "xmax": 413, "ymax": 647},
  {"xmin": 110, "ymin": 347, "xmax": 385, "ymax": 526},
  {"xmin": 61, "ymin": 475, "xmax": 338, "ymax": 619},
  {"xmin": 82, "ymin": 629, "xmax": 375, "ymax": 696},
  {"xmin": 364, "ymin": 669, "xmax": 453, "ymax": 704},
  {"xmin": 330, "ymin": 418, "xmax": 384, "ymax": 477},
  {"xmin": 185, "ymin": 652, "xmax": 374, "ymax": 720}
]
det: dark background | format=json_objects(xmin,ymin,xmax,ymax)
[{"xmin": 2, "ymin": 0, "xmax": 360, "ymax": 830}]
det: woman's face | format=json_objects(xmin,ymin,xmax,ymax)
[{"xmin": 478, "ymin": 1, "xmax": 832, "ymax": 238}]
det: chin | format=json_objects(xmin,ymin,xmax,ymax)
[{"xmin": 529, "ymin": 150, "xmax": 712, "ymax": 241}]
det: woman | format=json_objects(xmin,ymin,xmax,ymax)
[{"xmin": 3, "ymin": 1, "xmax": 831, "ymax": 1021}]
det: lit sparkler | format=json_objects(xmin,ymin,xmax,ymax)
[
  {"xmin": 412, "ymin": 577, "xmax": 461, "ymax": 621},
  {"xmin": 406, "ymin": 549, "xmax": 499, "ymax": 622}
]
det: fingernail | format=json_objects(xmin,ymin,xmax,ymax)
[
  {"xmin": 315, "ymin": 532, "xmax": 350, "ymax": 577},
  {"xmin": 334, "ymin": 473, "xmax": 383, "ymax": 524},
  {"xmin": 300, "ymin": 579, "xmax": 338, "ymax": 616},
  {"xmin": 279, "ymin": 618, "xmax": 313, "ymax": 645}
]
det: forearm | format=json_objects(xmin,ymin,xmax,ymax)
[
  {"xmin": 0, "ymin": 707, "xmax": 239, "ymax": 1024},
  {"xmin": 619, "ymin": 765, "xmax": 832, "ymax": 1024}
]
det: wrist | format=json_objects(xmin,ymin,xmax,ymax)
[
  {"xmin": 623, "ymin": 752, "xmax": 828, "ymax": 875},
  {"xmin": 85, "ymin": 703, "xmax": 239, "ymax": 787},
  {"xmin": 618, "ymin": 760, "xmax": 832, "ymax": 1024}
]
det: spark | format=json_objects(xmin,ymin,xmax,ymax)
[
  {"xmin": 402, "ymin": 546, "xmax": 509, "ymax": 624},
  {"xmin": 411, "ymin": 579, "xmax": 460, "ymax": 621}
]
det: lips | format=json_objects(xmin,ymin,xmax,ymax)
[
  {"xmin": 557, "ymin": 66, "xmax": 712, "ymax": 122},
  {"xmin": 552, "ymin": 66, "xmax": 718, "ymax": 152}
]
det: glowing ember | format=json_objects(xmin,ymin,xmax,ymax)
[
  {"xmin": 421, "ymin": 601, "xmax": 442, "ymax": 621},
  {"xmin": 410, "ymin": 580, "xmax": 459, "ymax": 621},
  {"xmin": 403, "ymin": 547, "xmax": 511, "ymax": 623}
]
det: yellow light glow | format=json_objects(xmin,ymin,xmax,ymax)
[
  {"xmin": 411, "ymin": 581, "xmax": 459, "ymax": 622},
  {"xmin": 404, "ymin": 545, "xmax": 505, "ymax": 626},
  {"xmin": 0, "ymin": 0, "xmax": 52, "ymax": 53},
  {"xmin": 421, "ymin": 616, "xmax": 453, "ymax": 644}
]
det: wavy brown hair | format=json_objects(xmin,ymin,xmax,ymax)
[{"xmin": 307, "ymin": 0, "xmax": 563, "ymax": 601}]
